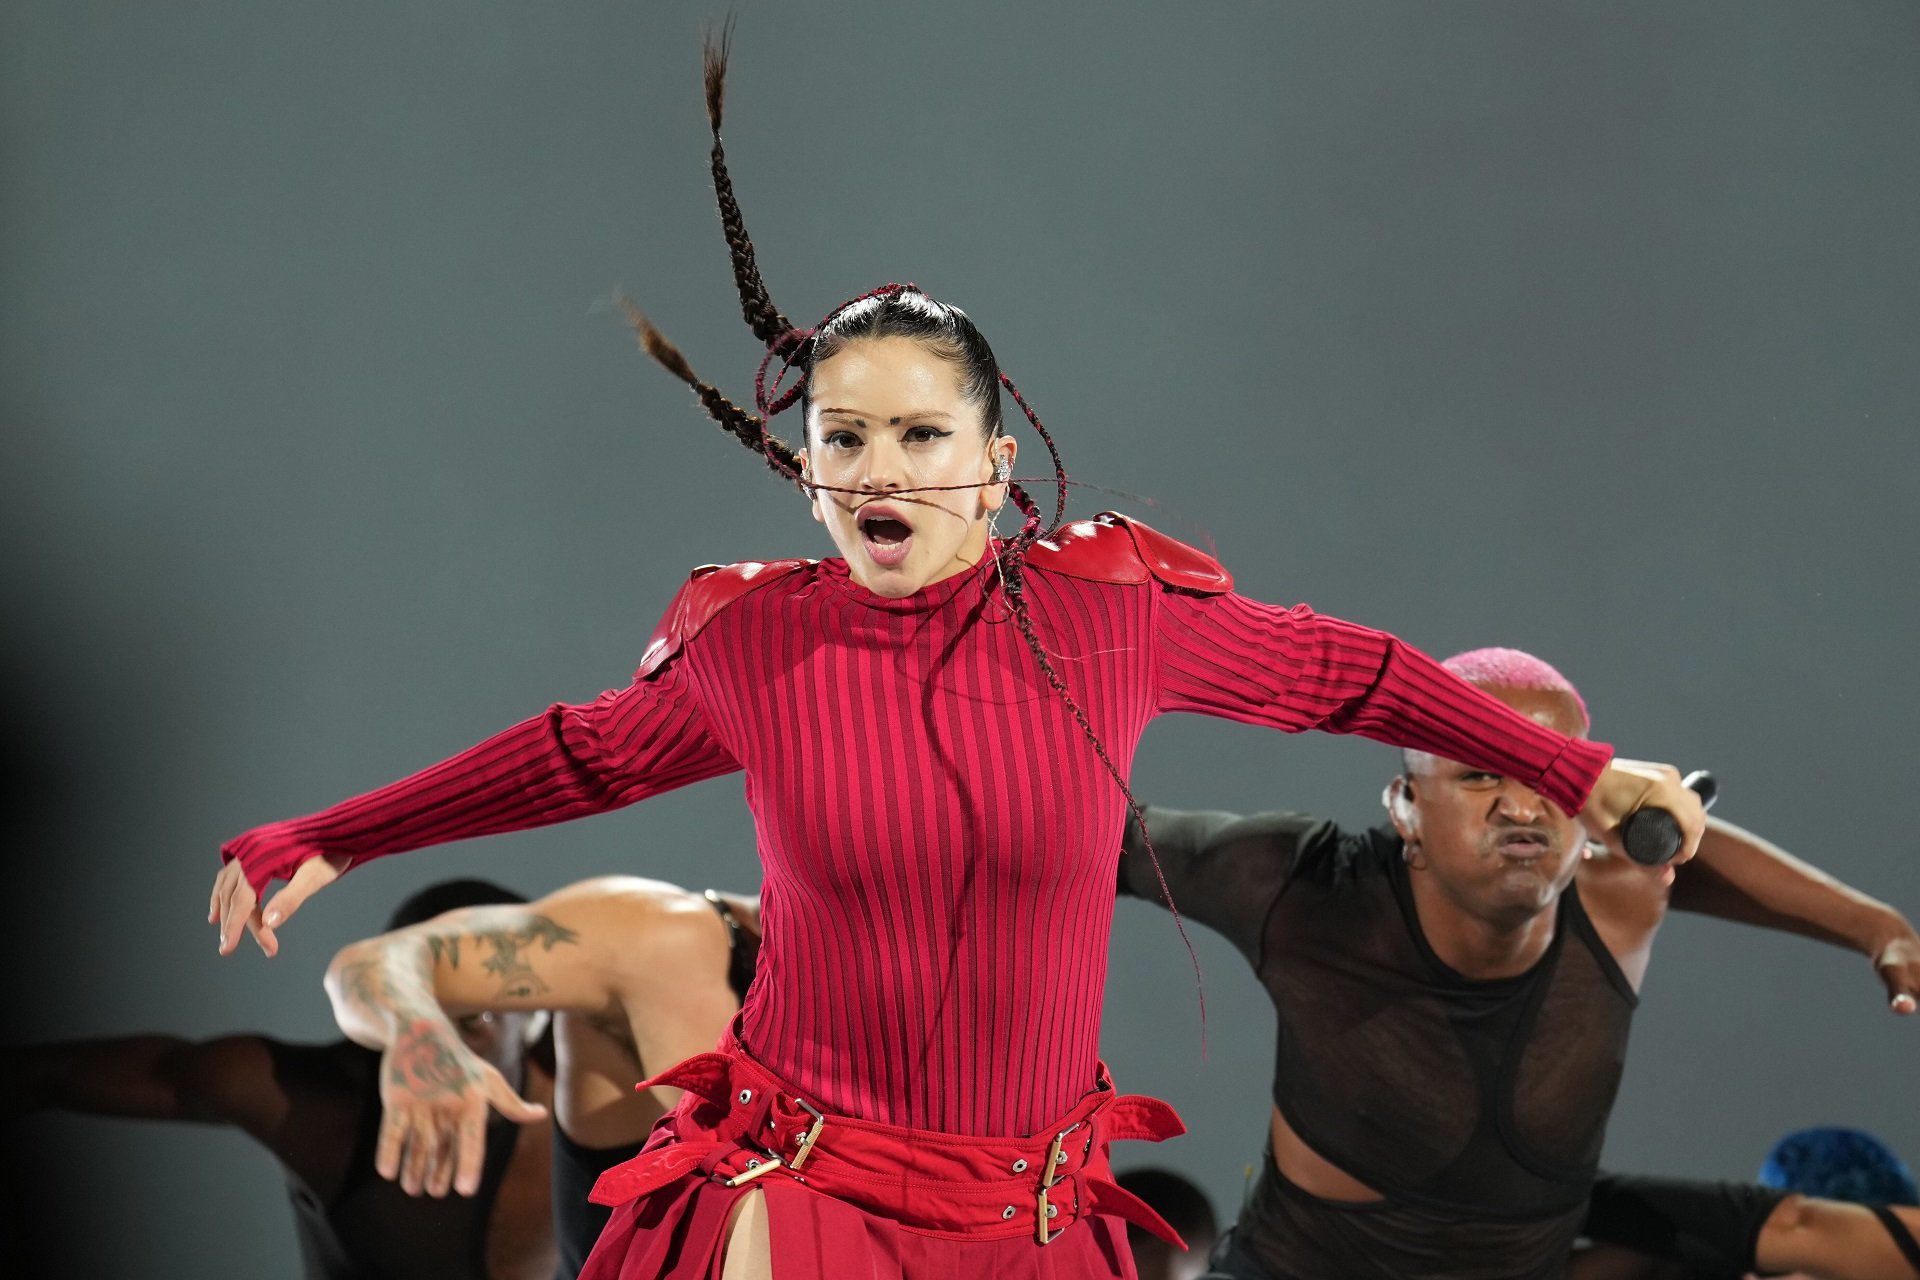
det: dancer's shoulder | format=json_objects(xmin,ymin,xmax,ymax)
[
  {"xmin": 636, "ymin": 558, "xmax": 813, "ymax": 677},
  {"xmin": 1027, "ymin": 512, "xmax": 1233, "ymax": 593}
]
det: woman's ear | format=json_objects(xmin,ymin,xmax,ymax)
[
  {"xmin": 797, "ymin": 448, "xmax": 824, "ymax": 524},
  {"xmin": 983, "ymin": 439, "xmax": 1018, "ymax": 513}
]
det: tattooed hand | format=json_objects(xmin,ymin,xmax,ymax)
[{"xmin": 375, "ymin": 1018, "xmax": 546, "ymax": 1197}]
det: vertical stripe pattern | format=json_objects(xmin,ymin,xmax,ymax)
[{"xmin": 225, "ymin": 527, "xmax": 1609, "ymax": 1138}]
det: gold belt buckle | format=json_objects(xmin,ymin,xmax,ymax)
[
  {"xmin": 724, "ymin": 1154, "xmax": 784, "ymax": 1188},
  {"xmin": 789, "ymin": 1097, "xmax": 827, "ymax": 1171},
  {"xmin": 1036, "ymin": 1122, "xmax": 1082, "ymax": 1245}
]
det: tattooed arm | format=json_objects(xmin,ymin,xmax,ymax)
[
  {"xmin": 324, "ymin": 903, "xmax": 585, "ymax": 1198},
  {"xmin": 324, "ymin": 875, "xmax": 745, "ymax": 1196}
]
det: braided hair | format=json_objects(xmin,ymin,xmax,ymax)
[{"xmin": 626, "ymin": 32, "xmax": 1206, "ymax": 1037}]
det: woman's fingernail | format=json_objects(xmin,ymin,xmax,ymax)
[{"xmin": 265, "ymin": 910, "xmax": 282, "ymax": 926}]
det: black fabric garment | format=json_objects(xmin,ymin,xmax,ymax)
[
  {"xmin": 1207, "ymin": 1169, "xmax": 1906, "ymax": 1280},
  {"xmin": 278, "ymin": 1041, "xmax": 521, "ymax": 1280},
  {"xmin": 1580, "ymin": 1173, "xmax": 1784, "ymax": 1276},
  {"xmin": 549, "ymin": 1122, "xmax": 643, "ymax": 1280},
  {"xmin": 1200, "ymin": 1222, "xmax": 1276, "ymax": 1280},
  {"xmin": 1872, "ymin": 1206, "xmax": 1920, "ymax": 1275},
  {"xmin": 704, "ymin": 889, "xmax": 760, "ymax": 1003},
  {"xmin": 1120, "ymin": 808, "xmax": 1637, "ymax": 1280},
  {"xmin": 550, "ymin": 890, "xmax": 760, "ymax": 1278}
]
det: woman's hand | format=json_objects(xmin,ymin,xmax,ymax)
[
  {"xmin": 1579, "ymin": 759, "xmax": 1706, "ymax": 883},
  {"xmin": 208, "ymin": 852, "xmax": 349, "ymax": 956}
]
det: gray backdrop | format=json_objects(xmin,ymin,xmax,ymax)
[{"xmin": 4, "ymin": 1, "xmax": 1916, "ymax": 1274}]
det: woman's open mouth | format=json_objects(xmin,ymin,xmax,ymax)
[{"xmin": 857, "ymin": 506, "xmax": 915, "ymax": 569}]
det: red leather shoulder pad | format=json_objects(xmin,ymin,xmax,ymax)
[
  {"xmin": 635, "ymin": 558, "xmax": 812, "ymax": 679},
  {"xmin": 1026, "ymin": 513, "xmax": 1233, "ymax": 594}
]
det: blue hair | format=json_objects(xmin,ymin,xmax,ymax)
[{"xmin": 1759, "ymin": 1127, "xmax": 1919, "ymax": 1206}]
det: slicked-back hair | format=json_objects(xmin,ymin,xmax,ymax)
[{"xmin": 805, "ymin": 289, "xmax": 1005, "ymax": 439}]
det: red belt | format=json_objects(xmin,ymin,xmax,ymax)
[{"xmin": 589, "ymin": 1040, "xmax": 1187, "ymax": 1248}]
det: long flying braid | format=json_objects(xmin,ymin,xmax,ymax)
[
  {"xmin": 703, "ymin": 22, "xmax": 790, "ymax": 348},
  {"xmin": 620, "ymin": 299, "xmax": 802, "ymax": 485}
]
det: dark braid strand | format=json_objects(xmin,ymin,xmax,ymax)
[
  {"xmin": 703, "ymin": 26, "xmax": 791, "ymax": 347},
  {"xmin": 621, "ymin": 300, "xmax": 802, "ymax": 483},
  {"xmin": 996, "ymin": 549, "xmax": 1209, "ymax": 1050},
  {"xmin": 983, "ymin": 378, "xmax": 1207, "ymax": 1045},
  {"xmin": 999, "ymin": 374, "xmax": 1068, "ymax": 534}
]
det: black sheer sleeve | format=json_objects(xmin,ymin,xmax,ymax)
[
  {"xmin": 1120, "ymin": 806, "xmax": 1334, "ymax": 966},
  {"xmin": 1582, "ymin": 1172, "xmax": 1786, "ymax": 1275}
]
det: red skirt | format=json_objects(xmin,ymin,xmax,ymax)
[{"xmin": 579, "ymin": 1031, "xmax": 1187, "ymax": 1279}]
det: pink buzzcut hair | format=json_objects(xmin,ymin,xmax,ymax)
[{"xmin": 1442, "ymin": 647, "xmax": 1590, "ymax": 731}]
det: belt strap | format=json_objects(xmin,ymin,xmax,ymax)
[{"xmin": 588, "ymin": 1049, "xmax": 1186, "ymax": 1248}]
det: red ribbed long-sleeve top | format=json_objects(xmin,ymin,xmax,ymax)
[{"xmin": 225, "ymin": 516, "xmax": 1611, "ymax": 1137}]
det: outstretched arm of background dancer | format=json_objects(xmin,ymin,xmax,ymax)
[
  {"xmin": 1571, "ymin": 1194, "xmax": 1920, "ymax": 1280},
  {"xmin": 2, "ymin": 1033, "xmax": 290, "ymax": 1134},
  {"xmin": 1117, "ymin": 806, "xmax": 1327, "ymax": 963},
  {"xmin": 1754, "ymin": 1196, "xmax": 1920, "ymax": 1280},
  {"xmin": 1673, "ymin": 816, "xmax": 1919, "ymax": 1013},
  {"xmin": 325, "ymin": 876, "xmax": 741, "ymax": 1196}
]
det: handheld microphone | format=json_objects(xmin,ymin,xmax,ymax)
[{"xmin": 1619, "ymin": 770, "xmax": 1718, "ymax": 866}]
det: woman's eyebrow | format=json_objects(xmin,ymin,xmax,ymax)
[{"xmin": 818, "ymin": 408, "xmax": 956, "ymax": 425}]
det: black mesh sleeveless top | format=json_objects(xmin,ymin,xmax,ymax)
[{"xmin": 1120, "ymin": 807, "xmax": 1638, "ymax": 1280}]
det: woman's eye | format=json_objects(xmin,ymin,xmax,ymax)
[
  {"xmin": 824, "ymin": 431, "xmax": 860, "ymax": 449},
  {"xmin": 1462, "ymin": 772, "xmax": 1502, "ymax": 786},
  {"xmin": 904, "ymin": 426, "xmax": 949, "ymax": 443}
]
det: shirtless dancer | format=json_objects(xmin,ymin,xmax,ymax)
[
  {"xmin": 325, "ymin": 876, "xmax": 758, "ymax": 1276},
  {"xmin": 1118, "ymin": 648, "xmax": 1918, "ymax": 1280}
]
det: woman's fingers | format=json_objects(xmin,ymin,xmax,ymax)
[
  {"xmin": 260, "ymin": 854, "xmax": 346, "ymax": 931},
  {"xmin": 214, "ymin": 853, "xmax": 351, "ymax": 956},
  {"xmin": 216, "ymin": 864, "xmax": 258, "ymax": 956},
  {"xmin": 244, "ymin": 908, "xmax": 279, "ymax": 958}
]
